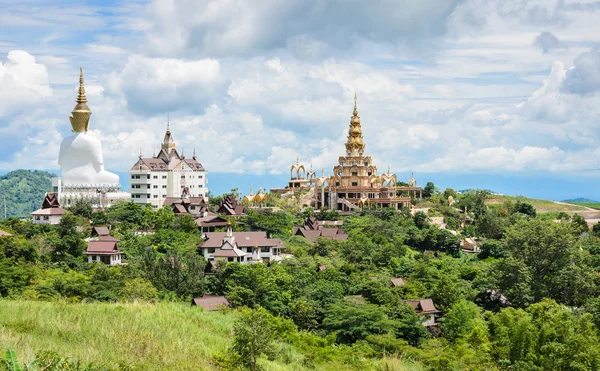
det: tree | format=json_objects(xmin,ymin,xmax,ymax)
[
  {"xmin": 512, "ymin": 201, "xmax": 536, "ymax": 217},
  {"xmin": 68, "ymin": 199, "xmax": 93, "ymax": 219},
  {"xmin": 176, "ymin": 214, "xmax": 198, "ymax": 233},
  {"xmin": 440, "ymin": 299, "xmax": 484, "ymax": 343},
  {"xmin": 155, "ymin": 207, "xmax": 175, "ymax": 230},
  {"xmin": 323, "ymin": 302, "xmax": 393, "ymax": 344},
  {"xmin": 571, "ymin": 213, "xmax": 589, "ymax": 234},
  {"xmin": 592, "ymin": 221, "xmax": 600, "ymax": 237},
  {"xmin": 423, "ymin": 182, "xmax": 435, "ymax": 198},
  {"xmin": 120, "ymin": 278, "xmax": 158, "ymax": 302},
  {"xmin": 52, "ymin": 214, "xmax": 86, "ymax": 260},
  {"xmin": 413, "ymin": 211, "xmax": 429, "ymax": 229},
  {"xmin": 232, "ymin": 307, "xmax": 278, "ymax": 371}
]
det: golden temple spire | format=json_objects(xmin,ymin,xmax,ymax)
[
  {"xmin": 345, "ymin": 92, "xmax": 365, "ymax": 156},
  {"xmin": 69, "ymin": 67, "xmax": 92, "ymax": 133}
]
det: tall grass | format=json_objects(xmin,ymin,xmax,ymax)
[{"xmin": 0, "ymin": 300, "xmax": 422, "ymax": 371}]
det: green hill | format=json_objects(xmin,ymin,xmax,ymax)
[{"xmin": 0, "ymin": 170, "xmax": 55, "ymax": 218}]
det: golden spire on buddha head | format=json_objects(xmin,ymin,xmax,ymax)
[{"xmin": 69, "ymin": 67, "xmax": 92, "ymax": 133}]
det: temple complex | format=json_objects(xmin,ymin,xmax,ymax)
[
  {"xmin": 272, "ymin": 94, "xmax": 422, "ymax": 211},
  {"xmin": 52, "ymin": 68, "xmax": 130, "ymax": 208}
]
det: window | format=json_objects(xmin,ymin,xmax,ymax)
[
  {"xmin": 44, "ymin": 216, "xmax": 49, "ymax": 220},
  {"xmin": 199, "ymin": 185, "xmax": 203, "ymax": 188},
  {"xmin": 351, "ymin": 172, "xmax": 358, "ymax": 176},
  {"xmin": 153, "ymin": 185, "xmax": 158, "ymax": 188},
  {"xmin": 131, "ymin": 175, "xmax": 135, "ymax": 179},
  {"xmin": 261, "ymin": 247, "xmax": 270, "ymax": 253},
  {"xmin": 163, "ymin": 195, "xmax": 167, "ymax": 198},
  {"xmin": 153, "ymin": 195, "xmax": 158, "ymax": 198},
  {"xmin": 35, "ymin": 216, "xmax": 40, "ymax": 220},
  {"xmin": 153, "ymin": 175, "xmax": 158, "ymax": 179},
  {"xmin": 352, "ymin": 182, "xmax": 358, "ymax": 186},
  {"xmin": 199, "ymin": 175, "xmax": 203, "ymax": 179},
  {"xmin": 162, "ymin": 176, "xmax": 167, "ymax": 179},
  {"xmin": 162, "ymin": 185, "xmax": 167, "ymax": 188},
  {"xmin": 208, "ymin": 248, "xmax": 215, "ymax": 254},
  {"xmin": 181, "ymin": 175, "xmax": 185, "ymax": 179},
  {"xmin": 247, "ymin": 247, "xmax": 253, "ymax": 253}
]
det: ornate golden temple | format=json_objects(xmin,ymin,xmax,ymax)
[{"xmin": 272, "ymin": 94, "xmax": 422, "ymax": 211}]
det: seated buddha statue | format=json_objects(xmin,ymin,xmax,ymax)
[{"xmin": 57, "ymin": 68, "xmax": 120, "ymax": 186}]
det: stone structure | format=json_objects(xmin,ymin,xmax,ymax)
[
  {"xmin": 129, "ymin": 124, "xmax": 207, "ymax": 209},
  {"xmin": 272, "ymin": 94, "xmax": 422, "ymax": 211},
  {"xmin": 52, "ymin": 68, "xmax": 129, "ymax": 208}
]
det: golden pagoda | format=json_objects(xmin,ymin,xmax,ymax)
[{"xmin": 69, "ymin": 68, "xmax": 91, "ymax": 133}]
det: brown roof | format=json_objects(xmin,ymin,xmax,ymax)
[
  {"xmin": 0, "ymin": 229, "xmax": 13, "ymax": 237},
  {"xmin": 92, "ymin": 226, "xmax": 110, "ymax": 237},
  {"xmin": 98, "ymin": 235, "xmax": 120, "ymax": 242},
  {"xmin": 199, "ymin": 232, "xmax": 284, "ymax": 248},
  {"xmin": 191, "ymin": 295, "xmax": 230, "ymax": 310},
  {"xmin": 402, "ymin": 299, "xmax": 439, "ymax": 315},
  {"xmin": 195, "ymin": 212, "xmax": 229, "ymax": 227},
  {"xmin": 31, "ymin": 207, "xmax": 68, "ymax": 216},
  {"xmin": 212, "ymin": 248, "xmax": 248, "ymax": 257},
  {"xmin": 172, "ymin": 204, "xmax": 187, "ymax": 214},
  {"xmin": 85, "ymin": 241, "xmax": 121, "ymax": 255},
  {"xmin": 217, "ymin": 194, "xmax": 245, "ymax": 216},
  {"xmin": 42, "ymin": 192, "xmax": 61, "ymax": 209},
  {"xmin": 185, "ymin": 158, "xmax": 206, "ymax": 171},
  {"xmin": 390, "ymin": 278, "xmax": 406, "ymax": 287},
  {"xmin": 293, "ymin": 226, "xmax": 348, "ymax": 242},
  {"xmin": 163, "ymin": 197, "xmax": 206, "ymax": 207}
]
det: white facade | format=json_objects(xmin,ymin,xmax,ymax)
[
  {"xmin": 129, "ymin": 124, "xmax": 208, "ymax": 209},
  {"xmin": 32, "ymin": 214, "xmax": 64, "ymax": 225},
  {"xmin": 87, "ymin": 254, "xmax": 122, "ymax": 266},
  {"xmin": 199, "ymin": 227, "xmax": 284, "ymax": 265}
]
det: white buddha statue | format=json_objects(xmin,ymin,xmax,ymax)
[{"xmin": 58, "ymin": 68, "xmax": 119, "ymax": 186}]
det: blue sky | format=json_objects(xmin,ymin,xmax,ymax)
[{"xmin": 1, "ymin": 0, "xmax": 600, "ymax": 200}]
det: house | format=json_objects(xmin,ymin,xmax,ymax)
[
  {"xmin": 85, "ymin": 241, "xmax": 123, "ymax": 266},
  {"xmin": 198, "ymin": 222, "xmax": 284, "ymax": 264},
  {"xmin": 217, "ymin": 194, "xmax": 246, "ymax": 217},
  {"xmin": 402, "ymin": 299, "xmax": 439, "ymax": 327},
  {"xmin": 191, "ymin": 295, "xmax": 230, "ymax": 310},
  {"xmin": 461, "ymin": 238, "xmax": 480, "ymax": 253},
  {"xmin": 390, "ymin": 278, "xmax": 406, "ymax": 287},
  {"xmin": 292, "ymin": 217, "xmax": 348, "ymax": 242},
  {"xmin": 31, "ymin": 192, "xmax": 68, "ymax": 225},
  {"xmin": 195, "ymin": 212, "xmax": 229, "ymax": 233},
  {"xmin": 0, "ymin": 228, "xmax": 13, "ymax": 237},
  {"xmin": 164, "ymin": 194, "xmax": 209, "ymax": 217}
]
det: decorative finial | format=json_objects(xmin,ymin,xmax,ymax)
[
  {"xmin": 77, "ymin": 67, "xmax": 87, "ymax": 104},
  {"xmin": 69, "ymin": 67, "xmax": 92, "ymax": 133},
  {"xmin": 296, "ymin": 155, "xmax": 299, "ymax": 165},
  {"xmin": 353, "ymin": 91, "xmax": 358, "ymax": 116},
  {"xmin": 193, "ymin": 148, "xmax": 197, "ymax": 160},
  {"xmin": 167, "ymin": 113, "xmax": 170, "ymax": 131}
]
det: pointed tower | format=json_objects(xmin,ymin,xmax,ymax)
[
  {"xmin": 69, "ymin": 68, "xmax": 92, "ymax": 133},
  {"xmin": 224, "ymin": 218, "xmax": 235, "ymax": 245},
  {"xmin": 345, "ymin": 92, "xmax": 365, "ymax": 156},
  {"xmin": 162, "ymin": 120, "xmax": 176, "ymax": 152}
]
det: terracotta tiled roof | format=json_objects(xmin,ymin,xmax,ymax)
[
  {"xmin": 85, "ymin": 241, "xmax": 121, "ymax": 255},
  {"xmin": 200, "ymin": 232, "xmax": 284, "ymax": 248},
  {"xmin": 402, "ymin": 299, "xmax": 439, "ymax": 315},
  {"xmin": 191, "ymin": 295, "xmax": 230, "ymax": 311}
]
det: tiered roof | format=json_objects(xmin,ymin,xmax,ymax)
[
  {"xmin": 31, "ymin": 192, "xmax": 68, "ymax": 216},
  {"xmin": 217, "ymin": 194, "xmax": 246, "ymax": 216}
]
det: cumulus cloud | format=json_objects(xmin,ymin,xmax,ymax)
[
  {"xmin": 533, "ymin": 31, "xmax": 564, "ymax": 53},
  {"xmin": 0, "ymin": 50, "xmax": 52, "ymax": 118},
  {"xmin": 562, "ymin": 48, "xmax": 600, "ymax": 95},
  {"xmin": 141, "ymin": 0, "xmax": 463, "ymax": 57},
  {"xmin": 106, "ymin": 55, "xmax": 227, "ymax": 115}
]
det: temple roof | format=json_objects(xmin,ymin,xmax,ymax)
[{"xmin": 345, "ymin": 93, "xmax": 365, "ymax": 156}]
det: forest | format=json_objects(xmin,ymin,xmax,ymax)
[{"xmin": 2, "ymin": 186, "xmax": 600, "ymax": 370}]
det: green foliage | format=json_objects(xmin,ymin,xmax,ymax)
[
  {"xmin": 512, "ymin": 201, "xmax": 536, "ymax": 217},
  {"xmin": 243, "ymin": 209, "xmax": 296, "ymax": 236},
  {"xmin": 440, "ymin": 299, "xmax": 484, "ymax": 343},
  {"xmin": 422, "ymin": 182, "xmax": 435, "ymax": 198},
  {"xmin": 324, "ymin": 302, "xmax": 394, "ymax": 344},
  {"xmin": 231, "ymin": 307, "xmax": 280, "ymax": 371},
  {"xmin": 68, "ymin": 200, "xmax": 94, "ymax": 219},
  {"xmin": 0, "ymin": 170, "xmax": 54, "ymax": 218},
  {"xmin": 120, "ymin": 278, "xmax": 158, "ymax": 302}
]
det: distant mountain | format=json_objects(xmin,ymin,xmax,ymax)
[
  {"xmin": 562, "ymin": 198, "xmax": 600, "ymax": 204},
  {"xmin": 0, "ymin": 170, "xmax": 56, "ymax": 218}
]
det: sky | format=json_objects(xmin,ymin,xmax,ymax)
[{"xmin": 1, "ymin": 0, "xmax": 600, "ymax": 200}]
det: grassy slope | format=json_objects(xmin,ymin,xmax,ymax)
[
  {"xmin": 0, "ymin": 300, "xmax": 420, "ymax": 371},
  {"xmin": 486, "ymin": 195, "xmax": 589, "ymax": 212}
]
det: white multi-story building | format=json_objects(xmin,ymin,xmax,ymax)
[{"xmin": 129, "ymin": 124, "xmax": 208, "ymax": 209}]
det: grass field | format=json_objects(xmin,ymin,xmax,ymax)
[
  {"xmin": 570, "ymin": 202, "xmax": 600, "ymax": 210},
  {"xmin": 0, "ymin": 300, "xmax": 421, "ymax": 371}
]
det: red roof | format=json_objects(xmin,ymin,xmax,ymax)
[
  {"xmin": 85, "ymin": 241, "xmax": 121, "ymax": 255},
  {"xmin": 191, "ymin": 295, "xmax": 230, "ymax": 310}
]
